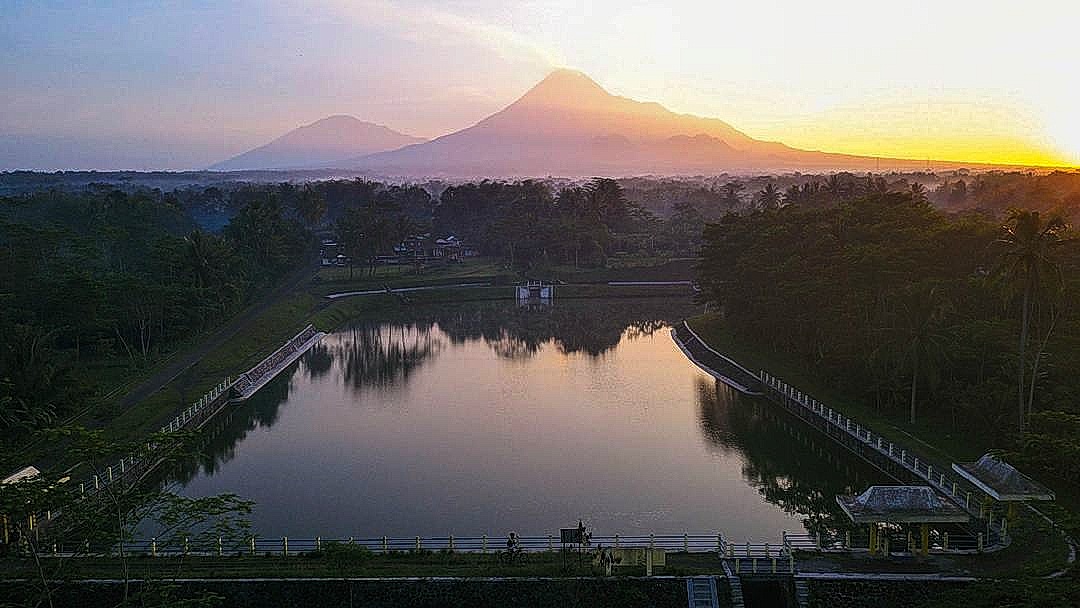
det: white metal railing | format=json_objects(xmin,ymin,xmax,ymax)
[
  {"xmin": 31, "ymin": 532, "xmax": 791, "ymax": 558},
  {"xmin": 232, "ymin": 325, "xmax": 319, "ymax": 397},
  {"xmin": 759, "ymin": 370, "xmax": 1007, "ymax": 548}
]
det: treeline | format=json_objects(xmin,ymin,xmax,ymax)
[
  {"xmin": 0, "ymin": 188, "xmax": 308, "ymax": 436},
  {"xmin": 697, "ymin": 193, "xmax": 1080, "ymax": 494}
]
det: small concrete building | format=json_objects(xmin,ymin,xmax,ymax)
[
  {"xmin": 837, "ymin": 485, "xmax": 969, "ymax": 555},
  {"xmin": 952, "ymin": 453, "xmax": 1054, "ymax": 517}
]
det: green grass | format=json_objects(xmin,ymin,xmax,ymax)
[
  {"xmin": 686, "ymin": 312, "xmax": 1074, "ymax": 577},
  {"xmin": 686, "ymin": 313, "xmax": 987, "ymax": 469}
]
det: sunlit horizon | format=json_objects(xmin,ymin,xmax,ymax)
[{"xmin": 3, "ymin": 0, "xmax": 1079, "ymax": 170}]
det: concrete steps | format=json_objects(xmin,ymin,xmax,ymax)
[{"xmin": 686, "ymin": 576, "xmax": 719, "ymax": 608}]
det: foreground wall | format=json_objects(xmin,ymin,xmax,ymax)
[
  {"xmin": 1, "ymin": 578, "xmax": 691, "ymax": 608},
  {"xmin": 807, "ymin": 579, "xmax": 971, "ymax": 608}
]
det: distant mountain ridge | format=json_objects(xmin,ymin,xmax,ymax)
[
  {"xmin": 210, "ymin": 116, "xmax": 424, "ymax": 171},
  {"xmin": 213, "ymin": 70, "xmax": 1022, "ymax": 176},
  {"xmin": 346, "ymin": 69, "xmax": 957, "ymax": 176}
]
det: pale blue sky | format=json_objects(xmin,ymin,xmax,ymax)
[{"xmin": 3, "ymin": 1, "xmax": 1077, "ymax": 169}]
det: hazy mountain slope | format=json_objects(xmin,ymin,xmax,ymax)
[
  {"xmin": 211, "ymin": 115, "xmax": 424, "ymax": 171},
  {"xmin": 350, "ymin": 70, "xmax": 954, "ymax": 176}
]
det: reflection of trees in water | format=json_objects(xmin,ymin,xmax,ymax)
[
  {"xmin": 433, "ymin": 299, "xmax": 695, "ymax": 359},
  {"xmin": 696, "ymin": 377, "xmax": 879, "ymax": 534},
  {"xmin": 337, "ymin": 323, "xmax": 443, "ymax": 391},
  {"xmin": 304, "ymin": 342, "xmax": 333, "ymax": 379},
  {"xmin": 169, "ymin": 362, "xmax": 298, "ymax": 485}
]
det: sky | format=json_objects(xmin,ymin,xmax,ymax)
[{"xmin": 2, "ymin": 0, "xmax": 1079, "ymax": 170}]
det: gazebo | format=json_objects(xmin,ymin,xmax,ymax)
[
  {"xmin": 837, "ymin": 485, "xmax": 969, "ymax": 556},
  {"xmin": 952, "ymin": 453, "xmax": 1054, "ymax": 518}
]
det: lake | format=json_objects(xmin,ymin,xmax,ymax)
[{"xmin": 172, "ymin": 298, "xmax": 881, "ymax": 540}]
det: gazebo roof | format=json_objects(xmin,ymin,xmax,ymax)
[
  {"xmin": 952, "ymin": 454, "xmax": 1054, "ymax": 502},
  {"xmin": 837, "ymin": 486, "xmax": 970, "ymax": 524}
]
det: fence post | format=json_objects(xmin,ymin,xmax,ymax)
[
  {"xmin": 649, "ymin": 533, "xmax": 654, "ymax": 550},
  {"xmin": 764, "ymin": 542, "xmax": 770, "ymax": 558},
  {"xmin": 482, "ymin": 535, "xmax": 487, "ymax": 553},
  {"xmin": 772, "ymin": 557, "xmax": 777, "ymax": 573},
  {"xmin": 250, "ymin": 536, "xmax": 256, "ymax": 556},
  {"xmin": 745, "ymin": 540, "xmax": 750, "ymax": 558},
  {"xmin": 151, "ymin": 537, "xmax": 157, "ymax": 557},
  {"xmin": 316, "ymin": 536, "xmax": 321, "ymax": 552},
  {"xmin": 548, "ymin": 534, "xmax": 553, "ymax": 551},
  {"xmin": 684, "ymin": 533, "xmax": 689, "ymax": 553},
  {"xmin": 415, "ymin": 536, "xmax": 421, "ymax": 552},
  {"xmin": 283, "ymin": 536, "xmax": 288, "ymax": 556},
  {"xmin": 752, "ymin": 558, "xmax": 758, "ymax": 573},
  {"xmin": 977, "ymin": 533, "xmax": 984, "ymax": 552},
  {"xmin": 735, "ymin": 557, "xmax": 740, "ymax": 573},
  {"xmin": 382, "ymin": 536, "xmax": 388, "ymax": 552},
  {"xmin": 184, "ymin": 536, "xmax": 189, "ymax": 556},
  {"xmin": 449, "ymin": 535, "xmax": 454, "ymax": 552},
  {"xmin": 717, "ymin": 533, "xmax": 723, "ymax": 553},
  {"xmin": 615, "ymin": 533, "xmax": 620, "ymax": 549},
  {"xmin": 218, "ymin": 536, "xmax": 223, "ymax": 557}
]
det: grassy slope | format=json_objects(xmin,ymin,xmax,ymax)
[{"xmin": 686, "ymin": 312, "xmax": 1073, "ymax": 577}]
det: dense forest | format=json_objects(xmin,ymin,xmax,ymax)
[
  {"xmin": 697, "ymin": 193, "xmax": 1080, "ymax": 498},
  {"xmin": 0, "ymin": 187, "xmax": 308, "ymax": 438}
]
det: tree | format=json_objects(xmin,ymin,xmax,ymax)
[
  {"xmin": 756, "ymin": 183, "xmax": 782, "ymax": 209},
  {"xmin": 875, "ymin": 285, "xmax": 953, "ymax": 425},
  {"xmin": 997, "ymin": 209, "xmax": 1068, "ymax": 432}
]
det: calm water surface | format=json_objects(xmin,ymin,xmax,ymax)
[{"xmin": 173, "ymin": 299, "xmax": 880, "ymax": 539}]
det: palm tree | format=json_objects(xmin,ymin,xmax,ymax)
[
  {"xmin": 998, "ymin": 209, "xmax": 1068, "ymax": 432},
  {"xmin": 876, "ymin": 286, "xmax": 952, "ymax": 425},
  {"xmin": 909, "ymin": 182, "xmax": 929, "ymax": 204},
  {"xmin": 756, "ymin": 183, "xmax": 782, "ymax": 209}
]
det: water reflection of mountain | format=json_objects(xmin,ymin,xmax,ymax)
[{"xmin": 696, "ymin": 378, "xmax": 881, "ymax": 534}]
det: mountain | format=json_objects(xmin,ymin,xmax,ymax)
[
  {"xmin": 348, "ymin": 69, "xmax": 953, "ymax": 177},
  {"xmin": 211, "ymin": 115, "xmax": 424, "ymax": 171}
]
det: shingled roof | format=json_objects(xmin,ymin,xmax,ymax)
[
  {"xmin": 836, "ymin": 486, "xmax": 970, "ymax": 524},
  {"xmin": 952, "ymin": 454, "xmax": 1054, "ymax": 502}
]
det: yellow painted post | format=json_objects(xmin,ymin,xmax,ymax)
[
  {"xmin": 772, "ymin": 558, "xmax": 777, "ymax": 573},
  {"xmin": 646, "ymin": 547, "xmax": 653, "ymax": 577},
  {"xmin": 920, "ymin": 524, "xmax": 929, "ymax": 556}
]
